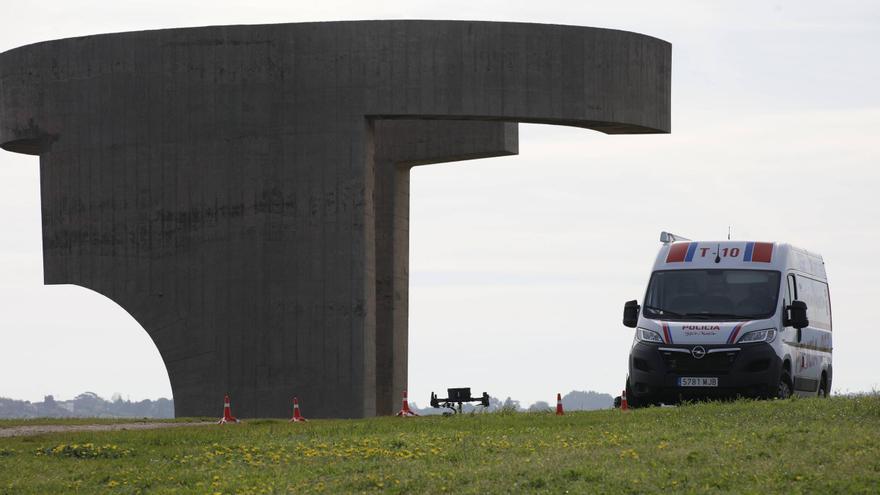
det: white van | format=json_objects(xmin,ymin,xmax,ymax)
[{"xmin": 621, "ymin": 232, "xmax": 832, "ymax": 407}]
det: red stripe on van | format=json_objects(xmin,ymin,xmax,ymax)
[
  {"xmin": 666, "ymin": 243, "xmax": 689, "ymax": 263},
  {"xmin": 662, "ymin": 323, "xmax": 673, "ymax": 344},
  {"xmin": 751, "ymin": 242, "xmax": 773, "ymax": 263},
  {"xmin": 727, "ymin": 323, "xmax": 745, "ymax": 344}
]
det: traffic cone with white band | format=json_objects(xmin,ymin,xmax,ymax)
[
  {"xmin": 555, "ymin": 393, "xmax": 564, "ymax": 416},
  {"xmin": 217, "ymin": 394, "xmax": 239, "ymax": 424},
  {"xmin": 396, "ymin": 390, "xmax": 419, "ymax": 417},
  {"xmin": 620, "ymin": 390, "xmax": 629, "ymax": 412},
  {"xmin": 289, "ymin": 397, "xmax": 307, "ymax": 422}
]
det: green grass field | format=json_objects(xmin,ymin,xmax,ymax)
[{"xmin": 1, "ymin": 396, "xmax": 878, "ymax": 494}]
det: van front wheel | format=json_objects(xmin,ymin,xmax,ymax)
[
  {"xmin": 625, "ymin": 380, "xmax": 646, "ymax": 409},
  {"xmin": 777, "ymin": 372, "xmax": 793, "ymax": 399}
]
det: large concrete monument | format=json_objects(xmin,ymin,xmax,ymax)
[{"xmin": 0, "ymin": 21, "xmax": 670, "ymax": 418}]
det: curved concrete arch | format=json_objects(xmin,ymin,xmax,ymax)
[{"xmin": 0, "ymin": 21, "xmax": 670, "ymax": 418}]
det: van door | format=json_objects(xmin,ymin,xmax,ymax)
[
  {"xmin": 782, "ymin": 273, "xmax": 805, "ymax": 391},
  {"xmin": 791, "ymin": 274, "xmax": 831, "ymax": 395}
]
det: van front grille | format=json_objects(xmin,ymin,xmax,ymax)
[{"xmin": 660, "ymin": 349, "xmax": 739, "ymax": 375}]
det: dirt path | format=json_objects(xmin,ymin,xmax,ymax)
[{"xmin": 0, "ymin": 421, "xmax": 215, "ymax": 438}]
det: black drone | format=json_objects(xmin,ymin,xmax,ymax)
[{"xmin": 430, "ymin": 388, "xmax": 490, "ymax": 414}]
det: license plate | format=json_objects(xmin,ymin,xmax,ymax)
[{"xmin": 678, "ymin": 377, "xmax": 718, "ymax": 387}]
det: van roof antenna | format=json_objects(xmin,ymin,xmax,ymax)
[
  {"xmin": 728, "ymin": 226, "xmax": 731, "ymax": 240},
  {"xmin": 660, "ymin": 231, "xmax": 692, "ymax": 244}
]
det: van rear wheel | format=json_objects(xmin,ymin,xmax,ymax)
[{"xmin": 818, "ymin": 376, "xmax": 829, "ymax": 398}]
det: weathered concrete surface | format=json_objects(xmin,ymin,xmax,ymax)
[{"xmin": 0, "ymin": 21, "xmax": 670, "ymax": 418}]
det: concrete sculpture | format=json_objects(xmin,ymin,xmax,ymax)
[{"xmin": 0, "ymin": 21, "xmax": 670, "ymax": 417}]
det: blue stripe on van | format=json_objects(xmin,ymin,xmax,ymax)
[
  {"xmin": 684, "ymin": 243, "xmax": 698, "ymax": 262},
  {"xmin": 743, "ymin": 242, "xmax": 754, "ymax": 262}
]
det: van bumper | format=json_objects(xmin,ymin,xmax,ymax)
[{"xmin": 628, "ymin": 341, "xmax": 782, "ymax": 403}]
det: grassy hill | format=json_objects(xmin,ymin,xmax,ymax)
[{"xmin": 1, "ymin": 396, "xmax": 878, "ymax": 493}]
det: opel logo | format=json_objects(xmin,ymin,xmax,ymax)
[{"xmin": 691, "ymin": 346, "xmax": 706, "ymax": 359}]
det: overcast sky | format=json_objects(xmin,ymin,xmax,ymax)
[{"xmin": 1, "ymin": 1, "xmax": 878, "ymax": 407}]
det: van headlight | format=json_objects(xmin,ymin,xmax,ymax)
[
  {"xmin": 737, "ymin": 328, "xmax": 777, "ymax": 343},
  {"xmin": 636, "ymin": 327, "xmax": 664, "ymax": 343}
]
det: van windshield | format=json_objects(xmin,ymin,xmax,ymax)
[{"xmin": 643, "ymin": 269, "xmax": 781, "ymax": 321}]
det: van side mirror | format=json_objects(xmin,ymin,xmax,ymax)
[
  {"xmin": 785, "ymin": 300, "xmax": 809, "ymax": 330},
  {"xmin": 623, "ymin": 300, "xmax": 640, "ymax": 328}
]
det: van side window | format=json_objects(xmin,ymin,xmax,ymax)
[
  {"xmin": 822, "ymin": 283, "xmax": 833, "ymax": 331},
  {"xmin": 794, "ymin": 275, "xmax": 832, "ymax": 331}
]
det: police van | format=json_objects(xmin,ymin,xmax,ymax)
[{"xmin": 621, "ymin": 232, "xmax": 832, "ymax": 407}]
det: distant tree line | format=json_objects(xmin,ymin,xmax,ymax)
[{"xmin": 0, "ymin": 392, "xmax": 173, "ymax": 419}]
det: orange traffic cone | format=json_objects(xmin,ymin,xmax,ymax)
[
  {"xmin": 217, "ymin": 394, "xmax": 240, "ymax": 424},
  {"xmin": 396, "ymin": 390, "xmax": 419, "ymax": 417},
  {"xmin": 289, "ymin": 397, "xmax": 307, "ymax": 422},
  {"xmin": 555, "ymin": 393, "xmax": 564, "ymax": 416},
  {"xmin": 620, "ymin": 390, "xmax": 629, "ymax": 412}
]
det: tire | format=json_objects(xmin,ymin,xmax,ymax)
[
  {"xmin": 818, "ymin": 375, "xmax": 828, "ymax": 398},
  {"xmin": 625, "ymin": 379, "xmax": 640, "ymax": 408},
  {"xmin": 777, "ymin": 372, "xmax": 793, "ymax": 399},
  {"xmin": 625, "ymin": 380, "xmax": 655, "ymax": 409}
]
